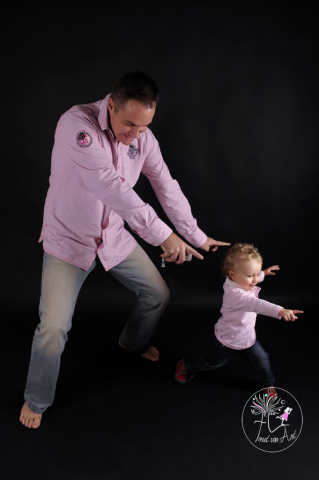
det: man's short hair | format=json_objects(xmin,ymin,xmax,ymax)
[{"xmin": 111, "ymin": 71, "xmax": 160, "ymax": 111}]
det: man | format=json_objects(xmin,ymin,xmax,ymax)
[{"xmin": 20, "ymin": 71, "xmax": 229, "ymax": 429}]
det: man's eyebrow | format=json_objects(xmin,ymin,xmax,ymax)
[{"xmin": 125, "ymin": 120, "xmax": 152, "ymax": 127}]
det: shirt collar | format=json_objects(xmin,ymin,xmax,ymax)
[
  {"xmin": 225, "ymin": 276, "xmax": 240, "ymax": 288},
  {"xmin": 98, "ymin": 94, "xmax": 113, "ymax": 134}
]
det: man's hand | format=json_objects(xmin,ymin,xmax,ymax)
[
  {"xmin": 200, "ymin": 237, "xmax": 231, "ymax": 252},
  {"xmin": 278, "ymin": 308, "xmax": 304, "ymax": 321},
  {"xmin": 263, "ymin": 265, "xmax": 280, "ymax": 276},
  {"xmin": 160, "ymin": 232, "xmax": 204, "ymax": 264}
]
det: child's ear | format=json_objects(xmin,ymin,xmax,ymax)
[{"xmin": 229, "ymin": 270, "xmax": 235, "ymax": 280}]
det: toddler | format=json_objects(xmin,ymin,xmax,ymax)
[{"xmin": 175, "ymin": 243, "xmax": 303, "ymax": 397}]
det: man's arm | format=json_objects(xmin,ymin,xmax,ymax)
[
  {"xmin": 160, "ymin": 234, "xmax": 230, "ymax": 264},
  {"xmin": 142, "ymin": 132, "xmax": 230, "ymax": 261},
  {"xmin": 160, "ymin": 232, "xmax": 204, "ymax": 263},
  {"xmin": 199, "ymin": 237, "xmax": 231, "ymax": 253}
]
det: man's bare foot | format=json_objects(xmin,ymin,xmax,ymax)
[
  {"xmin": 118, "ymin": 341, "xmax": 160, "ymax": 362},
  {"xmin": 141, "ymin": 346, "xmax": 160, "ymax": 362},
  {"xmin": 19, "ymin": 402, "xmax": 42, "ymax": 429}
]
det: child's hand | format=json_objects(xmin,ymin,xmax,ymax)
[
  {"xmin": 279, "ymin": 308, "xmax": 303, "ymax": 321},
  {"xmin": 263, "ymin": 265, "xmax": 280, "ymax": 276}
]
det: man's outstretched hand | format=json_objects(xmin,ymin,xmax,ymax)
[
  {"xmin": 160, "ymin": 233, "xmax": 230, "ymax": 265},
  {"xmin": 160, "ymin": 233, "xmax": 203, "ymax": 264},
  {"xmin": 200, "ymin": 237, "xmax": 231, "ymax": 252}
]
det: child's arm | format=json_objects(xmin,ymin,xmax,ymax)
[
  {"xmin": 257, "ymin": 265, "xmax": 279, "ymax": 284},
  {"xmin": 229, "ymin": 289, "xmax": 303, "ymax": 321},
  {"xmin": 263, "ymin": 265, "xmax": 280, "ymax": 276},
  {"xmin": 278, "ymin": 308, "xmax": 303, "ymax": 321},
  {"xmin": 261, "ymin": 266, "xmax": 304, "ymax": 320}
]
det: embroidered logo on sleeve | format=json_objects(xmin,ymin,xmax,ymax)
[
  {"xmin": 127, "ymin": 144, "xmax": 140, "ymax": 159},
  {"xmin": 76, "ymin": 131, "xmax": 93, "ymax": 148}
]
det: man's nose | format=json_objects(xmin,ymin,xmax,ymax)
[{"xmin": 131, "ymin": 126, "xmax": 141, "ymax": 138}]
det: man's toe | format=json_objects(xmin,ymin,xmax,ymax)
[{"xmin": 32, "ymin": 419, "xmax": 41, "ymax": 429}]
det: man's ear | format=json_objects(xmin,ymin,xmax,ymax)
[
  {"xmin": 229, "ymin": 270, "xmax": 235, "ymax": 280},
  {"xmin": 107, "ymin": 97, "xmax": 114, "ymax": 113}
]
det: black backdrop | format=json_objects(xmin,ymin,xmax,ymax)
[
  {"xmin": 3, "ymin": 2, "xmax": 318, "ymax": 306},
  {"xmin": 1, "ymin": 2, "xmax": 319, "ymax": 479}
]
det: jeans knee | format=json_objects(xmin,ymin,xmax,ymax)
[
  {"xmin": 35, "ymin": 320, "xmax": 69, "ymax": 356},
  {"xmin": 158, "ymin": 284, "xmax": 170, "ymax": 308},
  {"xmin": 145, "ymin": 283, "xmax": 170, "ymax": 311}
]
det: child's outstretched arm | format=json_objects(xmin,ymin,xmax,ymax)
[
  {"xmin": 278, "ymin": 308, "xmax": 304, "ymax": 321},
  {"xmin": 263, "ymin": 265, "xmax": 280, "ymax": 276}
]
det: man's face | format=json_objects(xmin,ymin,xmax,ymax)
[{"xmin": 107, "ymin": 98, "xmax": 156, "ymax": 145}]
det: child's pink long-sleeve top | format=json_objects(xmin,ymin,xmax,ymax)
[{"xmin": 215, "ymin": 272, "xmax": 283, "ymax": 350}]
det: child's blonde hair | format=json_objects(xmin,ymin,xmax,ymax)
[{"xmin": 221, "ymin": 243, "xmax": 263, "ymax": 277}]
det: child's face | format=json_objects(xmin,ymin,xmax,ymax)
[{"xmin": 229, "ymin": 259, "xmax": 262, "ymax": 291}]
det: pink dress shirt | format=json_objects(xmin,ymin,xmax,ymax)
[
  {"xmin": 214, "ymin": 272, "xmax": 283, "ymax": 350},
  {"xmin": 39, "ymin": 94, "xmax": 207, "ymax": 270}
]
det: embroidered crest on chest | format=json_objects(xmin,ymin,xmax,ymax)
[{"xmin": 127, "ymin": 144, "xmax": 140, "ymax": 159}]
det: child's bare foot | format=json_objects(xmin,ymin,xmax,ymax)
[
  {"xmin": 118, "ymin": 341, "xmax": 160, "ymax": 362},
  {"xmin": 19, "ymin": 402, "xmax": 42, "ymax": 429}
]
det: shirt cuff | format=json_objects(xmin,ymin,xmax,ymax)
[{"xmin": 183, "ymin": 228, "xmax": 207, "ymax": 248}]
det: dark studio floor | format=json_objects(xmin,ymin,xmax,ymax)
[{"xmin": 1, "ymin": 261, "xmax": 317, "ymax": 480}]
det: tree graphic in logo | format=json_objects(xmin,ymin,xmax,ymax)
[
  {"xmin": 242, "ymin": 388, "xmax": 303, "ymax": 452},
  {"xmin": 251, "ymin": 393, "xmax": 292, "ymax": 442}
]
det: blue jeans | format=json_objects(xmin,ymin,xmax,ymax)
[
  {"xmin": 185, "ymin": 336, "xmax": 275, "ymax": 388},
  {"xmin": 24, "ymin": 246, "xmax": 170, "ymax": 414}
]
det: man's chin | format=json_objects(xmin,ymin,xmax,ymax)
[{"xmin": 121, "ymin": 137, "xmax": 133, "ymax": 145}]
